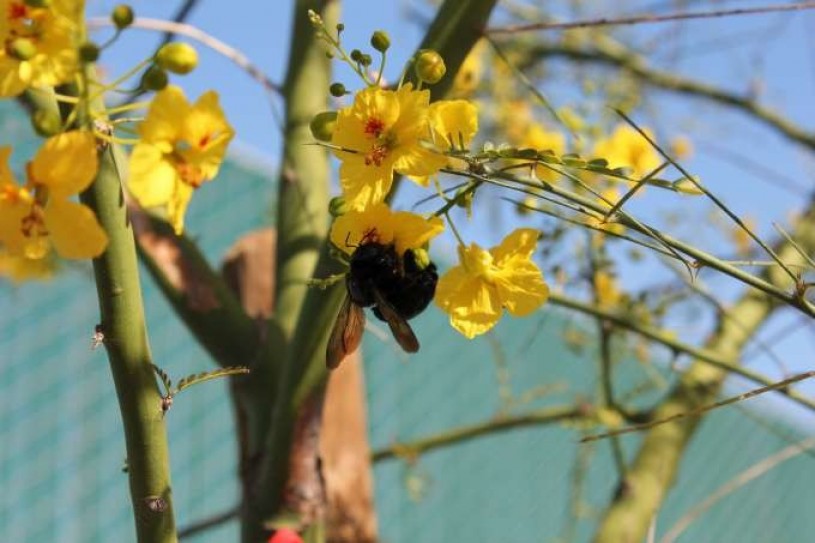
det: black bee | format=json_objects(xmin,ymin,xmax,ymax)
[{"xmin": 326, "ymin": 241, "xmax": 438, "ymax": 369}]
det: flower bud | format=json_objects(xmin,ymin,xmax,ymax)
[
  {"xmin": 31, "ymin": 109, "xmax": 61, "ymax": 137},
  {"xmin": 359, "ymin": 54, "xmax": 373, "ymax": 67},
  {"xmin": 370, "ymin": 30, "xmax": 390, "ymax": 53},
  {"xmin": 111, "ymin": 5, "xmax": 134, "ymax": 29},
  {"xmin": 8, "ymin": 38, "xmax": 36, "ymax": 61},
  {"xmin": 329, "ymin": 82, "xmax": 347, "ymax": 97},
  {"xmin": 79, "ymin": 42, "xmax": 100, "ymax": 63},
  {"xmin": 156, "ymin": 42, "xmax": 198, "ymax": 75},
  {"xmin": 141, "ymin": 65, "xmax": 168, "ymax": 91},
  {"xmin": 414, "ymin": 49, "xmax": 446, "ymax": 84},
  {"xmin": 350, "ymin": 49, "xmax": 363, "ymax": 63},
  {"xmin": 328, "ymin": 196, "xmax": 348, "ymax": 217},
  {"xmin": 310, "ymin": 111, "xmax": 337, "ymax": 142}
]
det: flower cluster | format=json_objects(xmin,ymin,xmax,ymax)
[
  {"xmin": 320, "ymin": 33, "xmax": 550, "ymax": 341},
  {"xmin": 0, "ymin": 2, "xmax": 233, "ymax": 281}
]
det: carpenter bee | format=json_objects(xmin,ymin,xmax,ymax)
[{"xmin": 326, "ymin": 241, "xmax": 438, "ymax": 369}]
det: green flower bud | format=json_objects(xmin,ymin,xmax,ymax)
[
  {"xmin": 24, "ymin": 0, "xmax": 51, "ymax": 8},
  {"xmin": 156, "ymin": 42, "xmax": 198, "ymax": 75},
  {"xmin": 31, "ymin": 109, "xmax": 61, "ymax": 137},
  {"xmin": 359, "ymin": 54, "xmax": 373, "ymax": 67},
  {"xmin": 370, "ymin": 30, "xmax": 390, "ymax": 53},
  {"xmin": 411, "ymin": 248, "xmax": 431, "ymax": 270},
  {"xmin": 350, "ymin": 49, "xmax": 363, "ymax": 62},
  {"xmin": 8, "ymin": 38, "xmax": 36, "ymax": 61},
  {"xmin": 329, "ymin": 82, "xmax": 347, "ymax": 97},
  {"xmin": 414, "ymin": 49, "xmax": 446, "ymax": 84},
  {"xmin": 141, "ymin": 65, "xmax": 168, "ymax": 91},
  {"xmin": 310, "ymin": 111, "xmax": 338, "ymax": 142},
  {"xmin": 328, "ymin": 196, "xmax": 348, "ymax": 217},
  {"xmin": 111, "ymin": 5, "xmax": 134, "ymax": 29},
  {"xmin": 79, "ymin": 42, "xmax": 100, "ymax": 63},
  {"xmin": 336, "ymin": 23, "xmax": 345, "ymax": 32},
  {"xmin": 673, "ymin": 176, "xmax": 704, "ymax": 195}
]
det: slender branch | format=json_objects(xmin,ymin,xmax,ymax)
[
  {"xmin": 582, "ymin": 371, "xmax": 815, "ymax": 442},
  {"xmin": 86, "ymin": 17, "xmax": 282, "ymax": 96},
  {"xmin": 519, "ymin": 36, "xmax": 815, "ymax": 152},
  {"xmin": 371, "ymin": 406, "xmax": 586, "ymax": 462},
  {"xmin": 486, "ymin": 2, "xmax": 815, "ymax": 34}
]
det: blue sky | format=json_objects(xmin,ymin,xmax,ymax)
[{"xmin": 83, "ymin": 1, "xmax": 815, "ymax": 422}]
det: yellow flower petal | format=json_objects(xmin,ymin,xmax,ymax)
[
  {"xmin": 45, "ymin": 198, "xmax": 108, "ymax": 259},
  {"xmin": 329, "ymin": 203, "xmax": 443, "ymax": 256},
  {"xmin": 0, "ymin": 57, "xmax": 28, "ymax": 97},
  {"xmin": 490, "ymin": 228, "xmax": 539, "ymax": 264},
  {"xmin": 339, "ymin": 158, "xmax": 394, "ymax": 211},
  {"xmin": 127, "ymin": 144, "xmax": 178, "ymax": 206},
  {"xmin": 493, "ymin": 259, "xmax": 550, "ymax": 316},
  {"xmin": 168, "ymin": 181, "xmax": 194, "ymax": 235},
  {"xmin": 0, "ymin": 198, "xmax": 30, "ymax": 255},
  {"xmin": 30, "ymin": 131, "xmax": 98, "ymax": 198},
  {"xmin": 435, "ymin": 267, "xmax": 501, "ymax": 338},
  {"xmin": 139, "ymin": 85, "xmax": 189, "ymax": 143}
]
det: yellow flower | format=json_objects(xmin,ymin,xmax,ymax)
[
  {"xmin": 0, "ymin": 246, "xmax": 54, "ymax": 282},
  {"xmin": 128, "ymin": 85, "xmax": 234, "ymax": 234},
  {"xmin": 435, "ymin": 228, "xmax": 549, "ymax": 338},
  {"xmin": 0, "ymin": 0, "xmax": 83, "ymax": 96},
  {"xmin": 329, "ymin": 202, "xmax": 444, "ymax": 257},
  {"xmin": 0, "ymin": 131, "xmax": 107, "ymax": 259},
  {"xmin": 593, "ymin": 124, "xmax": 661, "ymax": 177},
  {"xmin": 331, "ymin": 84, "xmax": 447, "ymax": 210}
]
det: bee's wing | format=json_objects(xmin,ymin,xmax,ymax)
[
  {"xmin": 372, "ymin": 288, "xmax": 420, "ymax": 353},
  {"xmin": 326, "ymin": 294, "xmax": 366, "ymax": 369}
]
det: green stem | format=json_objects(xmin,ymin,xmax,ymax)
[{"xmin": 83, "ymin": 129, "xmax": 178, "ymax": 543}]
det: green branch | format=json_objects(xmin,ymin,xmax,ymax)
[
  {"xmin": 371, "ymin": 405, "xmax": 585, "ymax": 462},
  {"xmin": 82, "ymin": 137, "xmax": 177, "ymax": 542}
]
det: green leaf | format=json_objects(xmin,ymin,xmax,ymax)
[
  {"xmin": 173, "ymin": 366, "xmax": 251, "ymax": 396},
  {"xmin": 152, "ymin": 364, "xmax": 172, "ymax": 395}
]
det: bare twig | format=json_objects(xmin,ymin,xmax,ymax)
[
  {"xmin": 581, "ymin": 371, "xmax": 815, "ymax": 443},
  {"xmin": 487, "ymin": 2, "xmax": 815, "ymax": 34}
]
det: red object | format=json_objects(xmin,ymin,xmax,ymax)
[{"xmin": 268, "ymin": 528, "xmax": 303, "ymax": 543}]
